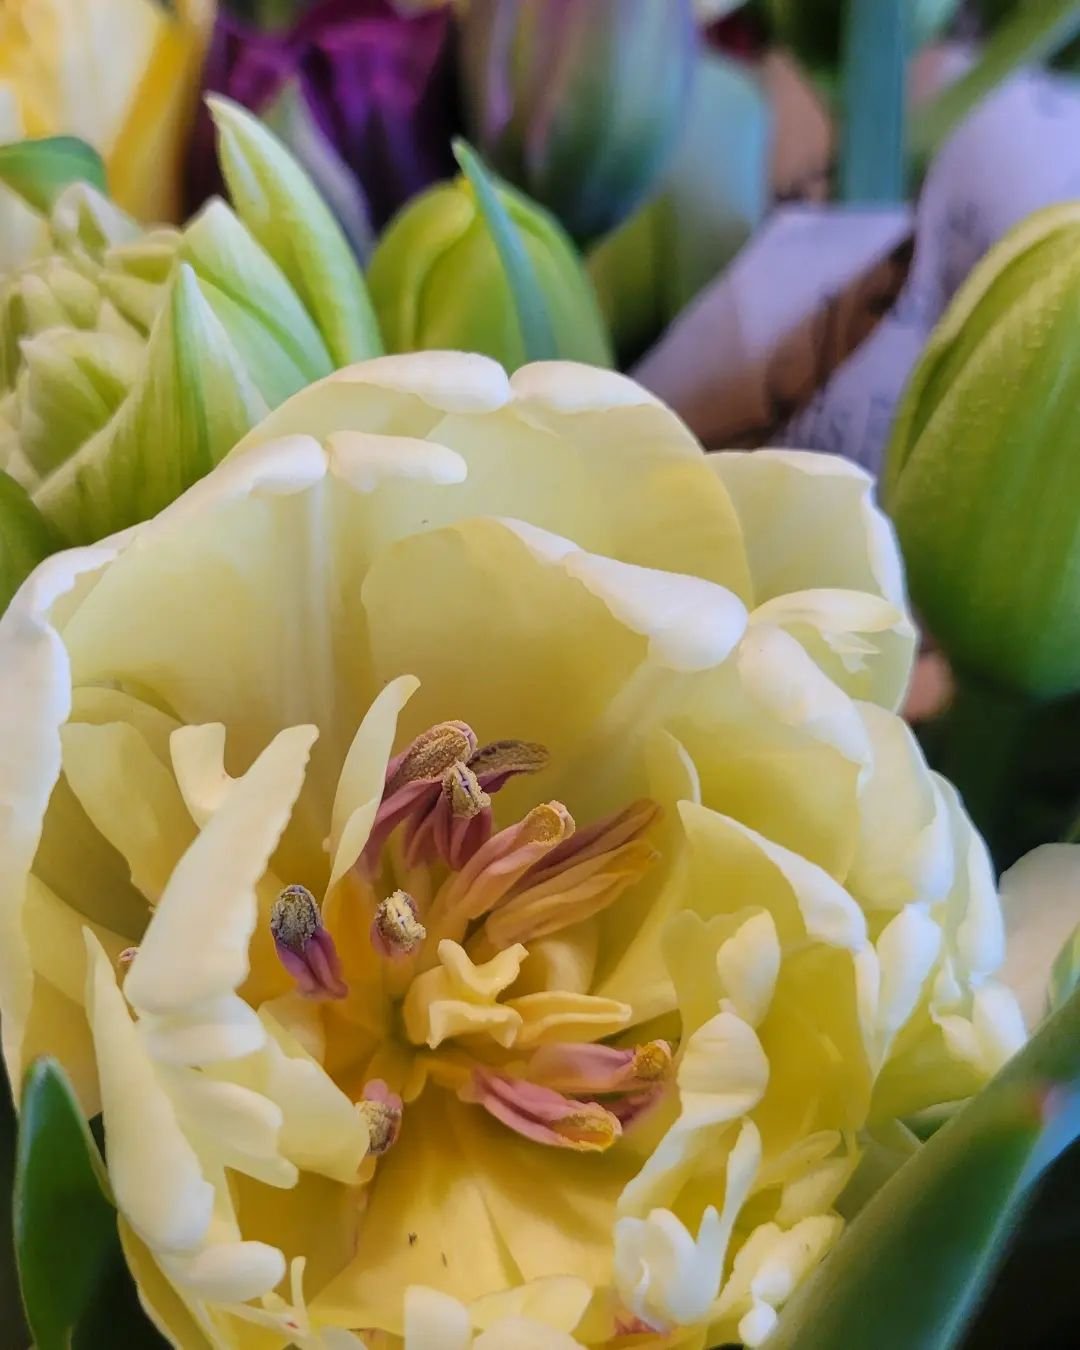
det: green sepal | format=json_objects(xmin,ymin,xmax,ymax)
[
  {"xmin": 208, "ymin": 96, "xmax": 382, "ymax": 365},
  {"xmin": 33, "ymin": 264, "xmax": 268, "ymax": 544},
  {"xmin": 0, "ymin": 138, "xmax": 108, "ymax": 215}
]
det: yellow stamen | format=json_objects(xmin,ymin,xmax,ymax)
[
  {"xmin": 358, "ymin": 1099, "xmax": 402, "ymax": 1155},
  {"xmin": 557, "ymin": 1105, "xmax": 622, "ymax": 1152},
  {"xmin": 520, "ymin": 801, "xmax": 574, "ymax": 846},
  {"xmin": 374, "ymin": 890, "xmax": 427, "ymax": 955},
  {"xmin": 388, "ymin": 722, "xmax": 475, "ymax": 790},
  {"xmin": 443, "ymin": 761, "xmax": 490, "ymax": 818},
  {"xmin": 271, "ymin": 885, "xmax": 320, "ymax": 953},
  {"xmin": 633, "ymin": 1041, "xmax": 674, "ymax": 1082}
]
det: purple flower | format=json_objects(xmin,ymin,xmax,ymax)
[{"xmin": 188, "ymin": 0, "xmax": 460, "ymax": 246}]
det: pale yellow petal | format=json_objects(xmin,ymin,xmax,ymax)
[
  {"xmin": 61, "ymin": 721, "xmax": 197, "ymax": 903},
  {"xmin": 84, "ymin": 932, "xmax": 214, "ymax": 1253},
  {"xmin": 124, "ymin": 725, "xmax": 317, "ymax": 1015}
]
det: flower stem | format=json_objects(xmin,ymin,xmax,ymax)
[{"xmin": 929, "ymin": 677, "xmax": 1034, "ymax": 861}]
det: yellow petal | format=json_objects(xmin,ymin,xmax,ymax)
[{"xmin": 61, "ymin": 721, "xmax": 196, "ymax": 903}]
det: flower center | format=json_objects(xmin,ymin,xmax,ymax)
[{"xmin": 272, "ymin": 719, "xmax": 668, "ymax": 1162}]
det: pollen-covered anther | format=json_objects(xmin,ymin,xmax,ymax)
[
  {"xmin": 463, "ymin": 1069, "xmax": 622, "ymax": 1152},
  {"xmin": 387, "ymin": 721, "xmax": 477, "ymax": 791},
  {"xmin": 271, "ymin": 884, "xmax": 348, "ymax": 1000},
  {"xmin": 443, "ymin": 761, "xmax": 490, "ymax": 818},
  {"xmin": 632, "ymin": 1040, "xmax": 674, "ymax": 1083},
  {"xmin": 117, "ymin": 947, "xmax": 139, "ymax": 966},
  {"xmin": 358, "ymin": 1080, "xmax": 403, "ymax": 1156},
  {"xmin": 371, "ymin": 890, "xmax": 427, "ymax": 958},
  {"xmin": 520, "ymin": 801, "xmax": 574, "ymax": 846}
]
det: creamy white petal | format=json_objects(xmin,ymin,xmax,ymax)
[
  {"xmin": 125, "ymin": 724, "xmax": 317, "ymax": 1015},
  {"xmin": 84, "ymin": 933, "xmax": 214, "ymax": 1254}
]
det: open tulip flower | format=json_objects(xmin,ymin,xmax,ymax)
[
  {"xmin": 0, "ymin": 0, "xmax": 214, "ymax": 251},
  {"xmin": 0, "ymin": 354, "xmax": 1025, "ymax": 1346}
]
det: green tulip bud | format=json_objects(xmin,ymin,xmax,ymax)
[
  {"xmin": 0, "ymin": 470, "xmax": 55, "ymax": 614},
  {"xmin": 368, "ymin": 171, "xmax": 612, "ymax": 370},
  {"xmin": 884, "ymin": 203, "xmax": 1080, "ymax": 699},
  {"xmin": 0, "ymin": 100, "xmax": 382, "ymax": 558}
]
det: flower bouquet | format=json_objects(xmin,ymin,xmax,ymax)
[{"xmin": 1, "ymin": 3, "xmax": 1080, "ymax": 1348}]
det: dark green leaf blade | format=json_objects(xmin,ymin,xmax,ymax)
[
  {"xmin": 452, "ymin": 139, "xmax": 558, "ymax": 363},
  {"xmin": 0, "ymin": 137, "xmax": 107, "ymax": 213},
  {"xmin": 14, "ymin": 1058, "xmax": 118, "ymax": 1350}
]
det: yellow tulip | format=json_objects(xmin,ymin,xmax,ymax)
[
  {"xmin": 0, "ymin": 355, "xmax": 1023, "ymax": 1347},
  {"xmin": 0, "ymin": 0, "xmax": 214, "ymax": 236}
]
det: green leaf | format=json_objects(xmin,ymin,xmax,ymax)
[
  {"xmin": 33, "ymin": 264, "xmax": 268, "ymax": 545},
  {"xmin": 838, "ymin": 0, "xmax": 908, "ymax": 204},
  {"xmin": 14, "ymin": 1059, "xmax": 117, "ymax": 1350},
  {"xmin": 910, "ymin": 0, "xmax": 1080, "ymax": 174},
  {"xmin": 0, "ymin": 469, "xmax": 57, "ymax": 613},
  {"xmin": 208, "ymin": 96, "xmax": 382, "ymax": 366},
  {"xmin": 0, "ymin": 137, "xmax": 107, "ymax": 214},
  {"xmin": 765, "ymin": 980, "xmax": 1080, "ymax": 1350},
  {"xmin": 1049, "ymin": 920, "xmax": 1080, "ymax": 1013},
  {"xmin": 452, "ymin": 139, "xmax": 558, "ymax": 363},
  {"xmin": 0, "ymin": 1073, "xmax": 29, "ymax": 1345}
]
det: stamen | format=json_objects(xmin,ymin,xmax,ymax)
[
  {"xmin": 117, "ymin": 947, "xmax": 139, "ymax": 966},
  {"xmin": 386, "ymin": 722, "xmax": 477, "ymax": 793},
  {"xmin": 443, "ymin": 761, "xmax": 490, "ymax": 818},
  {"xmin": 527, "ymin": 1041, "xmax": 674, "ymax": 1096},
  {"xmin": 357, "ymin": 1080, "xmax": 403, "ymax": 1156},
  {"xmin": 371, "ymin": 890, "xmax": 427, "ymax": 959},
  {"xmin": 271, "ymin": 885, "xmax": 348, "ymax": 1000},
  {"xmin": 424, "ymin": 802, "xmax": 575, "ymax": 945},
  {"xmin": 468, "ymin": 739, "xmax": 550, "ymax": 790},
  {"xmin": 463, "ymin": 1070, "xmax": 621, "ymax": 1152}
]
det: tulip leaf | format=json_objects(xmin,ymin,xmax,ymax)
[
  {"xmin": 452, "ymin": 140, "xmax": 558, "ymax": 363},
  {"xmin": 838, "ymin": 0, "xmax": 908, "ymax": 204},
  {"xmin": 0, "ymin": 137, "xmax": 107, "ymax": 214},
  {"xmin": 13, "ymin": 1059, "xmax": 117, "ymax": 1350},
  {"xmin": 765, "ymin": 980, "xmax": 1080, "ymax": 1350},
  {"xmin": 0, "ymin": 470, "xmax": 57, "ymax": 614},
  {"xmin": 1049, "ymin": 920, "xmax": 1080, "ymax": 1014},
  {"xmin": 0, "ymin": 1074, "xmax": 29, "ymax": 1344},
  {"xmin": 33, "ymin": 264, "xmax": 268, "ymax": 545},
  {"xmin": 208, "ymin": 96, "xmax": 383, "ymax": 366},
  {"xmin": 910, "ymin": 0, "xmax": 1080, "ymax": 174}
]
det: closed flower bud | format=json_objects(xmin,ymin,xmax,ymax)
[
  {"xmin": 884, "ymin": 203, "xmax": 1080, "ymax": 699},
  {"xmin": 459, "ymin": 0, "xmax": 696, "ymax": 243},
  {"xmin": 368, "ymin": 171, "xmax": 613, "ymax": 369},
  {"xmin": 0, "ymin": 98, "xmax": 380, "ymax": 563}
]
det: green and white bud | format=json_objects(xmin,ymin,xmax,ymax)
[
  {"xmin": 368, "ymin": 171, "xmax": 612, "ymax": 370},
  {"xmin": 0, "ymin": 101, "xmax": 382, "ymax": 559},
  {"xmin": 885, "ymin": 203, "xmax": 1080, "ymax": 700}
]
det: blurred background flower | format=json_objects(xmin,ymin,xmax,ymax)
[
  {"xmin": 0, "ymin": 0, "xmax": 213, "ymax": 255},
  {"xmin": 459, "ymin": 0, "xmax": 698, "ymax": 244},
  {"xmin": 189, "ymin": 0, "xmax": 459, "ymax": 254}
]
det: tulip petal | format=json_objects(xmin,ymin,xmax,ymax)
[
  {"xmin": 84, "ymin": 932, "xmax": 214, "ymax": 1254},
  {"xmin": 60, "ymin": 721, "xmax": 196, "ymax": 904},
  {"xmin": 124, "ymin": 724, "xmax": 317, "ymax": 1015}
]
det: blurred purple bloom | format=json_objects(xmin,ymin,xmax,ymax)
[{"xmin": 188, "ymin": 0, "xmax": 459, "ymax": 241}]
